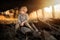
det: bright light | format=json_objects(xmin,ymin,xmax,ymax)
[
  {"xmin": 44, "ymin": 6, "xmax": 52, "ymax": 18},
  {"xmin": 36, "ymin": 9, "xmax": 43, "ymax": 18},
  {"xmin": 55, "ymin": 0, "xmax": 60, "ymax": 4},
  {"xmin": 54, "ymin": 4, "xmax": 60, "ymax": 18},
  {"xmin": 29, "ymin": 11, "xmax": 37, "ymax": 20},
  {"xmin": 44, "ymin": 6, "xmax": 52, "ymax": 13},
  {"xmin": 54, "ymin": 4, "xmax": 60, "ymax": 11}
]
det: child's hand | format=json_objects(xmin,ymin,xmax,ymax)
[{"xmin": 21, "ymin": 22, "xmax": 25, "ymax": 26}]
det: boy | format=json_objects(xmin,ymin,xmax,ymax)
[
  {"xmin": 15, "ymin": 6, "xmax": 32, "ymax": 34},
  {"xmin": 18, "ymin": 6, "xmax": 28, "ymax": 26}
]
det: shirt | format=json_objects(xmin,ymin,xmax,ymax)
[{"xmin": 18, "ymin": 13, "xmax": 28, "ymax": 24}]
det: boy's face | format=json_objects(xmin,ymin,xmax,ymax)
[{"xmin": 20, "ymin": 7, "xmax": 28, "ymax": 14}]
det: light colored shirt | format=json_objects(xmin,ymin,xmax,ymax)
[{"xmin": 18, "ymin": 13, "xmax": 28, "ymax": 24}]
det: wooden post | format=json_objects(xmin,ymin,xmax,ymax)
[
  {"xmin": 52, "ymin": 5, "xmax": 55, "ymax": 18},
  {"xmin": 42, "ymin": 8, "xmax": 44, "ymax": 19}
]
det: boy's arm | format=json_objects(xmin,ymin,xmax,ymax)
[
  {"xmin": 21, "ymin": 14, "xmax": 29, "ymax": 26},
  {"xmin": 18, "ymin": 14, "xmax": 21, "ymax": 23},
  {"xmin": 17, "ymin": 14, "xmax": 24, "ymax": 26}
]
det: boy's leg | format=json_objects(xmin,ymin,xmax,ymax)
[{"xmin": 15, "ymin": 23, "xmax": 20, "ymax": 30}]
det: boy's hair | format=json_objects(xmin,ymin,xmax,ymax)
[{"xmin": 19, "ymin": 6, "xmax": 28, "ymax": 12}]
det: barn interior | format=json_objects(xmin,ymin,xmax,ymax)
[{"xmin": 0, "ymin": 0, "xmax": 60, "ymax": 40}]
